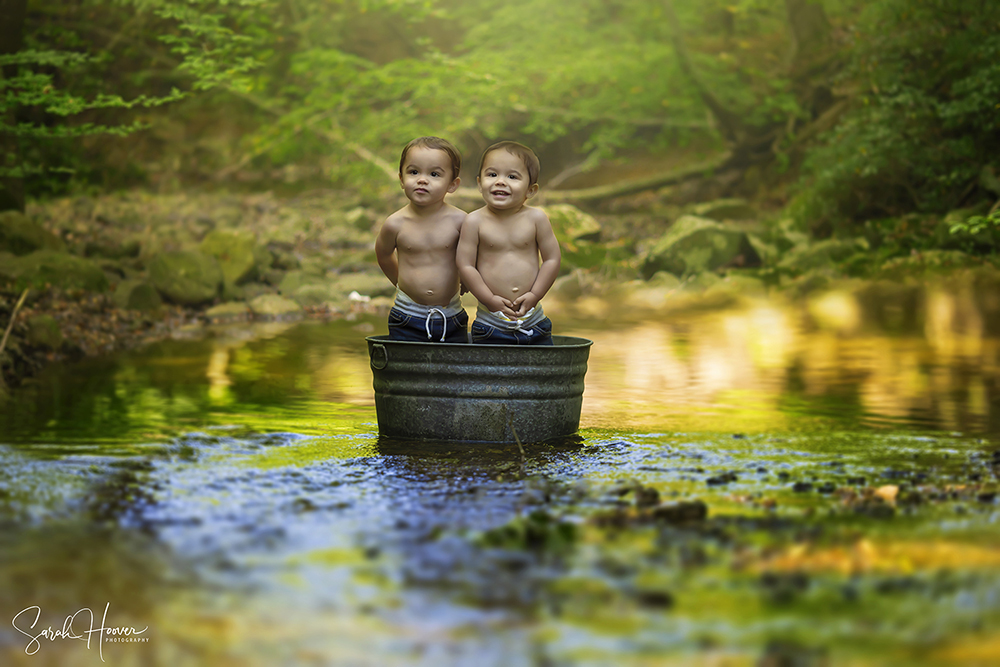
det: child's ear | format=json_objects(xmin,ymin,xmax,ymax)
[
  {"xmin": 447, "ymin": 177, "xmax": 461, "ymax": 193},
  {"xmin": 398, "ymin": 174, "xmax": 405, "ymax": 190},
  {"xmin": 526, "ymin": 183, "xmax": 540, "ymax": 199}
]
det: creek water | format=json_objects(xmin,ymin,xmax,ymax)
[{"xmin": 1, "ymin": 289, "xmax": 999, "ymax": 666}]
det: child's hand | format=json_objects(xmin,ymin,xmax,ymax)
[
  {"xmin": 486, "ymin": 294, "xmax": 517, "ymax": 319},
  {"xmin": 512, "ymin": 292, "xmax": 539, "ymax": 317}
]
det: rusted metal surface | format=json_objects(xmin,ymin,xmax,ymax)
[{"xmin": 366, "ymin": 335, "xmax": 593, "ymax": 443}]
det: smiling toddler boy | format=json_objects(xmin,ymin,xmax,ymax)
[{"xmin": 456, "ymin": 141, "xmax": 561, "ymax": 345}]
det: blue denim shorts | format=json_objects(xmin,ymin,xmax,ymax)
[
  {"xmin": 388, "ymin": 307, "xmax": 469, "ymax": 343},
  {"xmin": 471, "ymin": 316, "xmax": 553, "ymax": 345}
]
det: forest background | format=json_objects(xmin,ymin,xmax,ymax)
[{"xmin": 1, "ymin": 0, "xmax": 999, "ymax": 386}]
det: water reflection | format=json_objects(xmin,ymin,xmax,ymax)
[{"xmin": 1, "ymin": 288, "xmax": 1000, "ymax": 665}]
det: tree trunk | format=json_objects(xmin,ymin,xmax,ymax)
[
  {"xmin": 0, "ymin": 0, "xmax": 28, "ymax": 212},
  {"xmin": 785, "ymin": 0, "xmax": 831, "ymax": 72}
]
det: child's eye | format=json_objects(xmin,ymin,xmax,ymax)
[
  {"xmin": 408, "ymin": 169, "xmax": 418, "ymax": 175},
  {"xmin": 431, "ymin": 171, "xmax": 441, "ymax": 177}
]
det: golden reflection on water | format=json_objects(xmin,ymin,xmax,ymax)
[
  {"xmin": 575, "ymin": 293, "xmax": 1000, "ymax": 434},
  {"xmin": 184, "ymin": 289, "xmax": 1000, "ymax": 436}
]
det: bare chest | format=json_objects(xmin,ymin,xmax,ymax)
[
  {"xmin": 478, "ymin": 219, "xmax": 536, "ymax": 252},
  {"xmin": 397, "ymin": 221, "xmax": 459, "ymax": 253}
]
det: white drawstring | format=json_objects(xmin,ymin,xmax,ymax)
[
  {"xmin": 425, "ymin": 308, "xmax": 447, "ymax": 341},
  {"xmin": 492, "ymin": 311, "xmax": 534, "ymax": 336}
]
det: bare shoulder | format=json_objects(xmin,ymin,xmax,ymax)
[
  {"xmin": 524, "ymin": 205, "xmax": 554, "ymax": 227},
  {"xmin": 380, "ymin": 206, "xmax": 409, "ymax": 232},
  {"xmin": 463, "ymin": 206, "xmax": 491, "ymax": 228},
  {"xmin": 441, "ymin": 203, "xmax": 467, "ymax": 231}
]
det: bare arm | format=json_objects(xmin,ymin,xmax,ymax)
[
  {"xmin": 513, "ymin": 212, "xmax": 562, "ymax": 316},
  {"xmin": 374, "ymin": 218, "xmax": 399, "ymax": 286},
  {"xmin": 456, "ymin": 216, "xmax": 516, "ymax": 317}
]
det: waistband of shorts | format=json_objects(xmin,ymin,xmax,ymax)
[
  {"xmin": 474, "ymin": 303, "xmax": 546, "ymax": 331},
  {"xmin": 393, "ymin": 289, "xmax": 464, "ymax": 318}
]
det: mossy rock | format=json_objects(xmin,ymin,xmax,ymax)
[
  {"xmin": 291, "ymin": 284, "xmax": 334, "ymax": 307},
  {"xmin": 0, "ymin": 211, "xmax": 65, "ymax": 256},
  {"xmin": 641, "ymin": 215, "xmax": 760, "ymax": 279},
  {"xmin": 328, "ymin": 272, "xmax": 395, "ymax": 300},
  {"xmin": 0, "ymin": 250, "xmax": 108, "ymax": 291},
  {"xmin": 248, "ymin": 294, "xmax": 303, "ymax": 321},
  {"xmin": 84, "ymin": 238, "xmax": 141, "ymax": 259},
  {"xmin": 199, "ymin": 229, "xmax": 258, "ymax": 286},
  {"xmin": 543, "ymin": 204, "xmax": 603, "ymax": 242},
  {"xmin": 25, "ymin": 315, "xmax": 63, "ymax": 349},
  {"xmin": 778, "ymin": 238, "xmax": 868, "ymax": 272},
  {"xmin": 114, "ymin": 279, "xmax": 163, "ymax": 311},
  {"xmin": 278, "ymin": 270, "xmax": 325, "ymax": 296},
  {"xmin": 205, "ymin": 301, "xmax": 251, "ymax": 323},
  {"xmin": 149, "ymin": 251, "xmax": 223, "ymax": 305}
]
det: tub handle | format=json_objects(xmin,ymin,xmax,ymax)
[{"xmin": 370, "ymin": 343, "xmax": 388, "ymax": 370}]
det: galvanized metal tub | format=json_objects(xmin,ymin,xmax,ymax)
[{"xmin": 366, "ymin": 335, "xmax": 593, "ymax": 443}]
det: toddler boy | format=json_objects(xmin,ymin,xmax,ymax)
[
  {"xmin": 375, "ymin": 136, "xmax": 468, "ymax": 342},
  {"xmin": 456, "ymin": 141, "xmax": 561, "ymax": 345}
]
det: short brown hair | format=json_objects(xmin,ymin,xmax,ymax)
[
  {"xmin": 399, "ymin": 136, "xmax": 462, "ymax": 181},
  {"xmin": 479, "ymin": 141, "xmax": 540, "ymax": 186}
]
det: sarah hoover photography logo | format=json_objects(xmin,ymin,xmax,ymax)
[{"xmin": 11, "ymin": 602, "xmax": 149, "ymax": 662}]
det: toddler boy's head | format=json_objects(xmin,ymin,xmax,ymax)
[
  {"xmin": 399, "ymin": 136, "xmax": 462, "ymax": 182},
  {"xmin": 478, "ymin": 141, "xmax": 540, "ymax": 186}
]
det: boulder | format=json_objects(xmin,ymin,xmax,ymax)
[
  {"xmin": 248, "ymin": 294, "xmax": 303, "ymax": 321},
  {"xmin": 291, "ymin": 284, "xmax": 334, "ymax": 307},
  {"xmin": 278, "ymin": 270, "xmax": 323, "ymax": 296},
  {"xmin": 0, "ymin": 210, "xmax": 65, "ymax": 256},
  {"xmin": 205, "ymin": 301, "xmax": 251, "ymax": 323},
  {"xmin": 114, "ymin": 279, "xmax": 163, "ymax": 311},
  {"xmin": 543, "ymin": 204, "xmax": 602, "ymax": 242},
  {"xmin": 149, "ymin": 251, "xmax": 223, "ymax": 305},
  {"xmin": 0, "ymin": 250, "xmax": 108, "ymax": 291},
  {"xmin": 199, "ymin": 229, "xmax": 258, "ymax": 286},
  {"xmin": 640, "ymin": 215, "xmax": 760, "ymax": 279},
  {"xmin": 329, "ymin": 272, "xmax": 396, "ymax": 300}
]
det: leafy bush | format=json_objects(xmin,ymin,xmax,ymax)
[{"xmin": 792, "ymin": 0, "xmax": 1000, "ymax": 232}]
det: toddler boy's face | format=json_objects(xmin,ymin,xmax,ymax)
[
  {"xmin": 477, "ymin": 149, "xmax": 538, "ymax": 211},
  {"xmin": 399, "ymin": 146, "xmax": 459, "ymax": 206}
]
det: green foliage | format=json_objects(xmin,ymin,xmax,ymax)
[
  {"xmin": 2, "ymin": 0, "xmax": 188, "ymax": 195},
  {"xmin": 950, "ymin": 210, "xmax": 1000, "ymax": 237},
  {"xmin": 793, "ymin": 0, "xmax": 1000, "ymax": 230}
]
